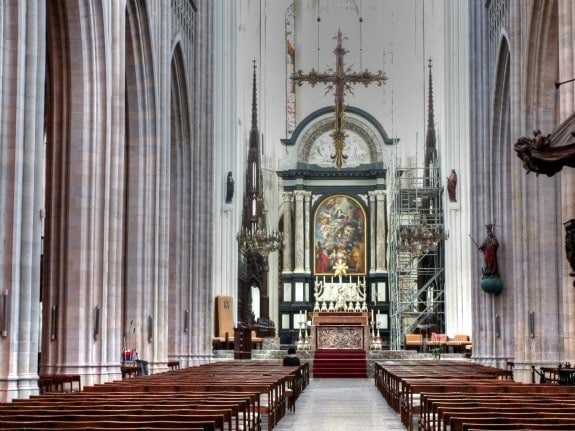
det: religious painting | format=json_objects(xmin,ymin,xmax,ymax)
[{"xmin": 314, "ymin": 194, "xmax": 366, "ymax": 275}]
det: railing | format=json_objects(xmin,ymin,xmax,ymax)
[{"xmin": 531, "ymin": 364, "xmax": 575, "ymax": 385}]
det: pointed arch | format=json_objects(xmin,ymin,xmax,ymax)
[
  {"xmin": 525, "ymin": 0, "xmax": 559, "ymax": 128},
  {"xmin": 124, "ymin": 0, "xmax": 159, "ymax": 358},
  {"xmin": 43, "ymin": 0, "xmax": 114, "ymax": 378},
  {"xmin": 515, "ymin": 0, "xmax": 563, "ymax": 369},
  {"xmin": 168, "ymin": 42, "xmax": 192, "ymax": 359}
]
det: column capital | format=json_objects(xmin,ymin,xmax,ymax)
[{"xmin": 294, "ymin": 190, "xmax": 306, "ymax": 200}]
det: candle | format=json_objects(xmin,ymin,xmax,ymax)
[{"xmin": 371, "ymin": 309, "xmax": 374, "ymax": 320}]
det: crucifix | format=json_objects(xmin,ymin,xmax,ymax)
[{"xmin": 291, "ymin": 30, "xmax": 387, "ymax": 169}]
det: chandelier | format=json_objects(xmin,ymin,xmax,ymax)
[
  {"xmin": 237, "ymin": 60, "xmax": 283, "ymax": 258},
  {"xmin": 237, "ymin": 209, "xmax": 283, "ymax": 257},
  {"xmin": 398, "ymin": 224, "xmax": 448, "ymax": 254}
]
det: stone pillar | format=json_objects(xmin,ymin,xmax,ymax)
[
  {"xmin": 0, "ymin": 0, "xmax": 46, "ymax": 402},
  {"xmin": 375, "ymin": 191, "xmax": 387, "ymax": 272},
  {"xmin": 282, "ymin": 192, "xmax": 293, "ymax": 273},
  {"xmin": 559, "ymin": 0, "xmax": 575, "ymax": 362},
  {"xmin": 368, "ymin": 192, "xmax": 377, "ymax": 273},
  {"xmin": 303, "ymin": 191, "xmax": 312, "ymax": 273},
  {"xmin": 293, "ymin": 191, "xmax": 305, "ymax": 272}
]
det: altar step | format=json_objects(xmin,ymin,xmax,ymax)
[{"xmin": 312, "ymin": 349, "xmax": 367, "ymax": 378}]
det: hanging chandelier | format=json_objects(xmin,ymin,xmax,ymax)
[
  {"xmin": 236, "ymin": 60, "xmax": 283, "ymax": 258},
  {"xmin": 398, "ymin": 223, "xmax": 448, "ymax": 254},
  {"xmin": 237, "ymin": 209, "xmax": 283, "ymax": 257}
]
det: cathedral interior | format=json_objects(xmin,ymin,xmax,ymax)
[{"xmin": 1, "ymin": 0, "xmax": 575, "ymax": 404}]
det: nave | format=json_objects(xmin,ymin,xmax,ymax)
[{"xmin": 271, "ymin": 378, "xmax": 405, "ymax": 431}]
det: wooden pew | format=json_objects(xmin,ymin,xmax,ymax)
[
  {"xmin": 450, "ymin": 414, "xmax": 575, "ymax": 431},
  {"xmin": 24, "ymin": 392, "xmax": 257, "ymax": 431},
  {"xmin": 38, "ymin": 374, "xmax": 81, "ymax": 393},
  {"xmin": 419, "ymin": 391, "xmax": 575, "ymax": 431},
  {"xmin": 443, "ymin": 407, "xmax": 575, "ymax": 431},
  {"xmin": 81, "ymin": 360, "xmax": 304, "ymax": 430},
  {"xmin": 0, "ymin": 419, "xmax": 216, "ymax": 430},
  {"xmin": 5, "ymin": 360, "xmax": 306, "ymax": 431},
  {"xmin": 0, "ymin": 408, "xmax": 232, "ymax": 431}
]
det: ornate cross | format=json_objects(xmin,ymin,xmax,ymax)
[{"xmin": 291, "ymin": 30, "xmax": 386, "ymax": 169}]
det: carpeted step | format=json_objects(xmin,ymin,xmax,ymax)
[{"xmin": 312, "ymin": 349, "xmax": 367, "ymax": 378}]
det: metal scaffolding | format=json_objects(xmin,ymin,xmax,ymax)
[{"xmin": 388, "ymin": 161, "xmax": 447, "ymax": 350}]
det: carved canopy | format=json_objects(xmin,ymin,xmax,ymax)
[{"xmin": 514, "ymin": 112, "xmax": 575, "ymax": 176}]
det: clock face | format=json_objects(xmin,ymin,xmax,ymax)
[{"xmin": 224, "ymin": 300, "xmax": 230, "ymax": 308}]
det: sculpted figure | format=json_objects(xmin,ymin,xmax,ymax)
[
  {"xmin": 514, "ymin": 114, "xmax": 575, "ymax": 176},
  {"xmin": 225, "ymin": 171, "xmax": 234, "ymax": 203},
  {"xmin": 478, "ymin": 224, "xmax": 499, "ymax": 277},
  {"xmin": 447, "ymin": 169, "xmax": 457, "ymax": 202}
]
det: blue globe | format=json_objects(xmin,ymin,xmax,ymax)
[{"xmin": 480, "ymin": 276, "xmax": 503, "ymax": 294}]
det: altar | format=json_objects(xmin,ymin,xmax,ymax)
[
  {"xmin": 312, "ymin": 312, "xmax": 369, "ymax": 350},
  {"xmin": 303, "ymin": 275, "xmax": 373, "ymax": 351}
]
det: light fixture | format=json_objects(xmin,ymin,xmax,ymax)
[
  {"xmin": 398, "ymin": 223, "xmax": 448, "ymax": 254},
  {"xmin": 237, "ymin": 207, "xmax": 283, "ymax": 257},
  {"xmin": 237, "ymin": 60, "xmax": 283, "ymax": 258}
]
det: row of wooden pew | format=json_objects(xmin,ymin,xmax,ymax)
[
  {"xmin": 38, "ymin": 374, "xmax": 82, "ymax": 394},
  {"xmin": 0, "ymin": 360, "xmax": 309, "ymax": 430},
  {"xmin": 374, "ymin": 359, "xmax": 575, "ymax": 431}
]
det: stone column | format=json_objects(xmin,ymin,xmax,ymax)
[
  {"xmin": 559, "ymin": 0, "xmax": 575, "ymax": 361},
  {"xmin": 293, "ymin": 191, "xmax": 306, "ymax": 272},
  {"xmin": 375, "ymin": 190, "xmax": 387, "ymax": 272},
  {"xmin": 368, "ymin": 192, "xmax": 377, "ymax": 272},
  {"xmin": 282, "ymin": 192, "xmax": 293, "ymax": 273},
  {"xmin": 0, "ymin": 0, "xmax": 46, "ymax": 402},
  {"xmin": 303, "ymin": 191, "xmax": 312, "ymax": 273}
]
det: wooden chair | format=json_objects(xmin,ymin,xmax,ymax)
[
  {"xmin": 446, "ymin": 334, "xmax": 472, "ymax": 353},
  {"xmin": 405, "ymin": 333, "xmax": 424, "ymax": 351},
  {"xmin": 426, "ymin": 333, "xmax": 448, "ymax": 351},
  {"xmin": 251, "ymin": 330, "xmax": 263, "ymax": 349},
  {"xmin": 212, "ymin": 295, "xmax": 235, "ymax": 349}
]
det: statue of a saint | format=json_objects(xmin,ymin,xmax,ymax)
[
  {"xmin": 478, "ymin": 224, "xmax": 499, "ymax": 277},
  {"xmin": 225, "ymin": 171, "xmax": 234, "ymax": 203},
  {"xmin": 447, "ymin": 169, "xmax": 457, "ymax": 202}
]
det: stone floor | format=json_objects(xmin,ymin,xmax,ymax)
[{"xmin": 270, "ymin": 378, "xmax": 406, "ymax": 431}]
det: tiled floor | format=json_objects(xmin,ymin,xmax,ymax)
[{"xmin": 272, "ymin": 378, "xmax": 406, "ymax": 431}]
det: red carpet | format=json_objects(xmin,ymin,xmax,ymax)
[{"xmin": 312, "ymin": 349, "xmax": 367, "ymax": 378}]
